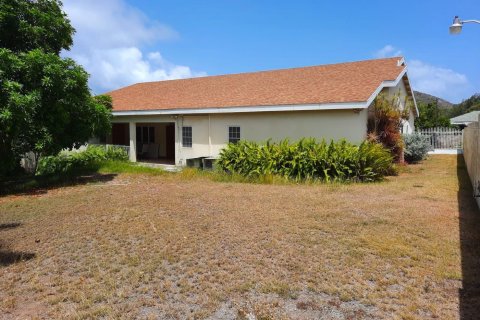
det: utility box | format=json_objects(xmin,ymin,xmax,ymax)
[
  {"xmin": 186, "ymin": 157, "xmax": 205, "ymax": 169},
  {"xmin": 202, "ymin": 157, "xmax": 217, "ymax": 170}
]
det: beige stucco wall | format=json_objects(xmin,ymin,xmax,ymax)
[
  {"xmin": 177, "ymin": 109, "xmax": 368, "ymax": 165},
  {"xmin": 113, "ymin": 109, "xmax": 368, "ymax": 166}
]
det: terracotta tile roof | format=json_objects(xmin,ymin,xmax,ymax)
[{"xmin": 107, "ymin": 57, "xmax": 406, "ymax": 112}]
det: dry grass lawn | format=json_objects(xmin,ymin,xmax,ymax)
[{"xmin": 1, "ymin": 155, "xmax": 479, "ymax": 319}]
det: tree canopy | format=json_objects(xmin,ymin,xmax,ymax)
[
  {"xmin": 415, "ymin": 100, "xmax": 452, "ymax": 129},
  {"xmin": 449, "ymin": 94, "xmax": 480, "ymax": 118},
  {"xmin": 0, "ymin": 0, "xmax": 74, "ymax": 54},
  {"xmin": 0, "ymin": 0, "xmax": 111, "ymax": 177}
]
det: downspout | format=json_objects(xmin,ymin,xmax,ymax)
[{"xmin": 208, "ymin": 114, "xmax": 212, "ymax": 156}]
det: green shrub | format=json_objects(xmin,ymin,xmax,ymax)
[
  {"xmin": 36, "ymin": 145, "xmax": 128, "ymax": 176},
  {"xmin": 217, "ymin": 139, "xmax": 395, "ymax": 182},
  {"xmin": 403, "ymin": 134, "xmax": 431, "ymax": 163}
]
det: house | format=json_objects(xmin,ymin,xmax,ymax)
[
  {"xmin": 103, "ymin": 57, "xmax": 418, "ymax": 166},
  {"xmin": 450, "ymin": 111, "xmax": 480, "ymax": 128}
]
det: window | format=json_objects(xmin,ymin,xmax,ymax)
[
  {"xmin": 182, "ymin": 126, "xmax": 192, "ymax": 147},
  {"xmin": 136, "ymin": 126, "xmax": 155, "ymax": 143},
  {"xmin": 142, "ymin": 127, "xmax": 148, "ymax": 143},
  {"xmin": 149, "ymin": 127, "xmax": 155, "ymax": 143},
  {"xmin": 228, "ymin": 126, "xmax": 241, "ymax": 144}
]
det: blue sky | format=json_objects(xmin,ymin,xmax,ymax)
[{"xmin": 63, "ymin": 0, "xmax": 479, "ymax": 103}]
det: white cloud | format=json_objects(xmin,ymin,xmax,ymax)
[
  {"xmin": 374, "ymin": 45, "xmax": 472, "ymax": 102},
  {"xmin": 408, "ymin": 60, "xmax": 471, "ymax": 103},
  {"xmin": 373, "ymin": 45, "xmax": 402, "ymax": 58},
  {"xmin": 62, "ymin": 0, "xmax": 205, "ymax": 93}
]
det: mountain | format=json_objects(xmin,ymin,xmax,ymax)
[
  {"xmin": 449, "ymin": 94, "xmax": 480, "ymax": 117},
  {"xmin": 413, "ymin": 91, "xmax": 454, "ymax": 109},
  {"xmin": 413, "ymin": 91, "xmax": 480, "ymax": 118}
]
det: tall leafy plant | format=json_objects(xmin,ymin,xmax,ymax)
[
  {"xmin": 367, "ymin": 93, "xmax": 412, "ymax": 162},
  {"xmin": 217, "ymin": 139, "xmax": 394, "ymax": 182}
]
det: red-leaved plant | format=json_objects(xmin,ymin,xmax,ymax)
[{"xmin": 367, "ymin": 93, "xmax": 412, "ymax": 162}]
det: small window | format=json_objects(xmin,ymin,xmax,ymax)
[
  {"xmin": 228, "ymin": 126, "xmax": 241, "ymax": 144},
  {"xmin": 182, "ymin": 126, "xmax": 192, "ymax": 147}
]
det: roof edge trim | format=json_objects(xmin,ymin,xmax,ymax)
[{"xmin": 112, "ymin": 102, "xmax": 369, "ymax": 116}]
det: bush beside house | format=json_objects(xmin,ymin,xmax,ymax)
[
  {"xmin": 402, "ymin": 134, "xmax": 431, "ymax": 163},
  {"xmin": 217, "ymin": 139, "xmax": 395, "ymax": 182},
  {"xmin": 36, "ymin": 145, "xmax": 128, "ymax": 176}
]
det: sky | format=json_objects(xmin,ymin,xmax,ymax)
[{"xmin": 61, "ymin": 0, "xmax": 480, "ymax": 103}]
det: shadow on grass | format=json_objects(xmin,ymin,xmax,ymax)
[
  {"xmin": 0, "ymin": 222, "xmax": 35, "ymax": 267},
  {"xmin": 0, "ymin": 222, "xmax": 22, "ymax": 230},
  {"xmin": 0, "ymin": 250, "xmax": 36, "ymax": 266},
  {"xmin": 457, "ymin": 154, "xmax": 480, "ymax": 319},
  {"xmin": 0, "ymin": 172, "xmax": 117, "ymax": 197}
]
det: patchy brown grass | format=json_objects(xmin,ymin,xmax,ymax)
[{"xmin": 0, "ymin": 155, "xmax": 477, "ymax": 319}]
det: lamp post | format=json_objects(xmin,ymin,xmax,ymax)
[{"xmin": 449, "ymin": 16, "xmax": 480, "ymax": 34}]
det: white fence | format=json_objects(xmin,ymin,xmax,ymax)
[{"xmin": 416, "ymin": 127, "xmax": 463, "ymax": 150}]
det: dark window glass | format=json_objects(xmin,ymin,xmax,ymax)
[
  {"xmin": 228, "ymin": 126, "xmax": 240, "ymax": 144},
  {"xmin": 136, "ymin": 127, "xmax": 141, "ymax": 142},
  {"xmin": 182, "ymin": 126, "xmax": 192, "ymax": 147},
  {"xmin": 142, "ymin": 127, "xmax": 149, "ymax": 143},
  {"xmin": 149, "ymin": 127, "xmax": 155, "ymax": 143}
]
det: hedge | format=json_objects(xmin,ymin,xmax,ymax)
[{"xmin": 217, "ymin": 138, "xmax": 395, "ymax": 182}]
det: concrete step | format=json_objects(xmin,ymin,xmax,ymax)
[{"xmin": 137, "ymin": 162, "xmax": 181, "ymax": 172}]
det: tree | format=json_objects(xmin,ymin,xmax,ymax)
[
  {"xmin": 415, "ymin": 100, "xmax": 451, "ymax": 129},
  {"xmin": 449, "ymin": 94, "xmax": 480, "ymax": 118},
  {"xmin": 0, "ymin": 0, "xmax": 74, "ymax": 54},
  {"xmin": 0, "ymin": 0, "xmax": 111, "ymax": 177}
]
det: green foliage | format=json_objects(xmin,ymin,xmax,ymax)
[
  {"xmin": 367, "ymin": 93, "xmax": 411, "ymax": 161},
  {"xmin": 402, "ymin": 134, "xmax": 431, "ymax": 163},
  {"xmin": 98, "ymin": 161, "xmax": 165, "ymax": 175},
  {"xmin": 217, "ymin": 139, "xmax": 395, "ymax": 182},
  {"xmin": 0, "ymin": 49, "xmax": 113, "ymax": 176},
  {"xmin": 0, "ymin": 0, "xmax": 112, "ymax": 177},
  {"xmin": 36, "ymin": 145, "xmax": 128, "ymax": 176},
  {"xmin": 449, "ymin": 94, "xmax": 480, "ymax": 118},
  {"xmin": 415, "ymin": 101, "xmax": 452, "ymax": 129},
  {"xmin": 0, "ymin": 0, "xmax": 74, "ymax": 54}
]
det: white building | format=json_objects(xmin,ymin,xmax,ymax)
[{"xmin": 105, "ymin": 57, "xmax": 418, "ymax": 166}]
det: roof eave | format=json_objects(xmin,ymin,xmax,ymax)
[{"xmin": 111, "ymin": 101, "xmax": 369, "ymax": 116}]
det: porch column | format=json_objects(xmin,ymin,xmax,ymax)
[{"xmin": 129, "ymin": 122, "xmax": 137, "ymax": 162}]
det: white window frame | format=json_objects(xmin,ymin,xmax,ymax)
[
  {"xmin": 228, "ymin": 126, "xmax": 241, "ymax": 144},
  {"xmin": 182, "ymin": 126, "xmax": 192, "ymax": 148}
]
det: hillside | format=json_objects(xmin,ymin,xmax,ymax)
[
  {"xmin": 413, "ymin": 91, "xmax": 480, "ymax": 121},
  {"xmin": 413, "ymin": 91, "xmax": 453, "ymax": 109}
]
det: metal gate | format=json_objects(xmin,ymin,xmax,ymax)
[{"xmin": 416, "ymin": 127, "xmax": 463, "ymax": 150}]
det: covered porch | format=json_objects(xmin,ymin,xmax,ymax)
[{"xmin": 106, "ymin": 122, "xmax": 176, "ymax": 165}]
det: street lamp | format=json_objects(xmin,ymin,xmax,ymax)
[{"xmin": 449, "ymin": 16, "xmax": 480, "ymax": 34}]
